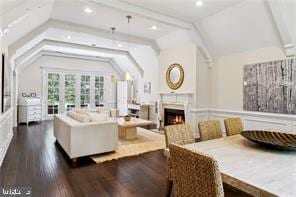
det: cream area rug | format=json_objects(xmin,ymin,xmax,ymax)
[{"xmin": 91, "ymin": 127, "xmax": 165, "ymax": 163}]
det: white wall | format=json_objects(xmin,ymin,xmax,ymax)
[
  {"xmin": 196, "ymin": 48, "xmax": 211, "ymax": 108},
  {"xmin": 157, "ymin": 42, "xmax": 213, "ymax": 108},
  {"xmin": 18, "ymin": 55, "xmax": 120, "ymax": 103},
  {"xmin": 211, "ymin": 46, "xmax": 286, "ymax": 111},
  {"xmin": 158, "ymin": 42, "xmax": 197, "ymax": 97},
  {"xmin": 130, "ymin": 45, "xmax": 159, "ymax": 103},
  {"xmin": 0, "ymin": 0, "xmax": 14, "ymax": 166}
]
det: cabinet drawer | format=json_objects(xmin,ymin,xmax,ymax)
[
  {"xmin": 28, "ymin": 105, "xmax": 41, "ymax": 111},
  {"xmin": 28, "ymin": 110, "xmax": 41, "ymax": 115},
  {"xmin": 28, "ymin": 114, "xmax": 41, "ymax": 121}
]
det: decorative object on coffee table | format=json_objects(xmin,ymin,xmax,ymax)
[
  {"xmin": 241, "ymin": 130, "xmax": 296, "ymax": 150},
  {"xmin": 124, "ymin": 115, "xmax": 131, "ymax": 121}
]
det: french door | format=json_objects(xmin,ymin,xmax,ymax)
[
  {"xmin": 47, "ymin": 73, "xmax": 60, "ymax": 115},
  {"xmin": 64, "ymin": 74, "xmax": 76, "ymax": 111},
  {"xmin": 80, "ymin": 75, "xmax": 91, "ymax": 108},
  {"xmin": 44, "ymin": 70, "xmax": 109, "ymax": 118}
]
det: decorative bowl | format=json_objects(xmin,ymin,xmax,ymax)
[
  {"xmin": 241, "ymin": 130, "xmax": 296, "ymax": 150},
  {"xmin": 124, "ymin": 115, "xmax": 131, "ymax": 121}
]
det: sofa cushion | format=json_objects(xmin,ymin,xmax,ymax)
[
  {"xmin": 73, "ymin": 108, "xmax": 86, "ymax": 115},
  {"xmin": 67, "ymin": 111, "xmax": 90, "ymax": 122},
  {"xmin": 87, "ymin": 112, "xmax": 109, "ymax": 122},
  {"xmin": 95, "ymin": 107, "xmax": 110, "ymax": 113}
]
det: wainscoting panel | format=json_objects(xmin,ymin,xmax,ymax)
[
  {"xmin": 0, "ymin": 109, "xmax": 13, "ymax": 166},
  {"xmin": 191, "ymin": 108, "xmax": 296, "ymax": 138}
]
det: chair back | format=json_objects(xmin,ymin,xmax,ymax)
[
  {"xmin": 164, "ymin": 124, "xmax": 195, "ymax": 148},
  {"xmin": 198, "ymin": 120, "xmax": 223, "ymax": 141},
  {"xmin": 169, "ymin": 144, "xmax": 224, "ymax": 197},
  {"xmin": 224, "ymin": 118, "xmax": 243, "ymax": 136}
]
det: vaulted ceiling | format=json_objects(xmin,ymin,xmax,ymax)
[{"xmin": 1, "ymin": 0, "xmax": 295, "ymax": 73}]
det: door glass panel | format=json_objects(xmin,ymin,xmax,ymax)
[
  {"xmin": 80, "ymin": 75, "xmax": 90, "ymax": 108},
  {"xmin": 95, "ymin": 76, "xmax": 104, "ymax": 107},
  {"xmin": 47, "ymin": 73, "xmax": 59, "ymax": 115},
  {"xmin": 65, "ymin": 74, "xmax": 76, "ymax": 111}
]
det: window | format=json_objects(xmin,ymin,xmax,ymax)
[
  {"xmin": 47, "ymin": 73, "xmax": 59, "ymax": 115},
  {"xmin": 95, "ymin": 76, "xmax": 104, "ymax": 107},
  {"xmin": 65, "ymin": 74, "xmax": 76, "ymax": 111},
  {"xmin": 80, "ymin": 75, "xmax": 90, "ymax": 108},
  {"xmin": 44, "ymin": 70, "xmax": 109, "ymax": 118}
]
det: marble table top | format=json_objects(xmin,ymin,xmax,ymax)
[
  {"xmin": 184, "ymin": 135, "xmax": 296, "ymax": 197},
  {"xmin": 117, "ymin": 117, "xmax": 152, "ymax": 127}
]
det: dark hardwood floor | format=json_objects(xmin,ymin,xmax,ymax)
[{"xmin": 1, "ymin": 121, "xmax": 251, "ymax": 197}]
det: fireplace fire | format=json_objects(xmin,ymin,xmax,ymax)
[
  {"xmin": 171, "ymin": 115, "xmax": 185, "ymax": 125},
  {"xmin": 164, "ymin": 108, "xmax": 185, "ymax": 126}
]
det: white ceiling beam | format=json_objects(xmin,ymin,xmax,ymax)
[
  {"xmin": 192, "ymin": 24, "xmax": 213, "ymax": 63},
  {"xmin": 87, "ymin": 0, "xmax": 192, "ymax": 30},
  {"xmin": 14, "ymin": 39, "xmax": 143, "ymax": 76},
  {"xmin": 16, "ymin": 50, "xmax": 125, "ymax": 79},
  {"xmin": 27, "ymin": 39, "xmax": 144, "ymax": 76},
  {"xmin": 88, "ymin": 0, "xmax": 213, "ymax": 62},
  {"xmin": 41, "ymin": 51, "xmax": 125, "ymax": 78},
  {"xmin": 9, "ymin": 19, "xmax": 160, "ymax": 56},
  {"xmin": 15, "ymin": 49, "xmax": 125, "ymax": 79},
  {"xmin": 267, "ymin": 0, "xmax": 295, "ymax": 57}
]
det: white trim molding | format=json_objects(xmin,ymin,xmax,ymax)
[
  {"xmin": 191, "ymin": 108, "xmax": 296, "ymax": 138},
  {"xmin": 0, "ymin": 109, "xmax": 14, "ymax": 167},
  {"xmin": 267, "ymin": 0, "xmax": 296, "ymax": 57}
]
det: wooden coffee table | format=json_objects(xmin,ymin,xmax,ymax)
[{"xmin": 117, "ymin": 118, "xmax": 153, "ymax": 140}]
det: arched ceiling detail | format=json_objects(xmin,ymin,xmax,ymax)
[{"xmin": 13, "ymin": 39, "xmax": 143, "ymax": 77}]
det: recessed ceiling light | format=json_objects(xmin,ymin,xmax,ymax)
[
  {"xmin": 195, "ymin": 1, "xmax": 203, "ymax": 7},
  {"xmin": 67, "ymin": 35, "xmax": 71, "ymax": 39},
  {"xmin": 151, "ymin": 25, "xmax": 158, "ymax": 30},
  {"xmin": 117, "ymin": 43, "xmax": 123, "ymax": 47},
  {"xmin": 84, "ymin": 7, "xmax": 93, "ymax": 14}
]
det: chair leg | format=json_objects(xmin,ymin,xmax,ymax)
[{"xmin": 165, "ymin": 179, "xmax": 173, "ymax": 197}]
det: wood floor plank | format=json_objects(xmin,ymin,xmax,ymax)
[
  {"xmin": 0, "ymin": 121, "xmax": 167, "ymax": 197},
  {"xmin": 0, "ymin": 121, "xmax": 249, "ymax": 197}
]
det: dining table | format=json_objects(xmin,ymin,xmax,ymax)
[{"xmin": 184, "ymin": 135, "xmax": 296, "ymax": 197}]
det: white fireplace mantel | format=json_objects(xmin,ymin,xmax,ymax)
[
  {"xmin": 158, "ymin": 92, "xmax": 194, "ymax": 104},
  {"xmin": 158, "ymin": 92, "xmax": 194, "ymax": 131}
]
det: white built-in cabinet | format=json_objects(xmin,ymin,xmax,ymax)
[
  {"xmin": 42, "ymin": 69, "xmax": 111, "ymax": 119},
  {"xmin": 117, "ymin": 81, "xmax": 128, "ymax": 116},
  {"xmin": 18, "ymin": 97, "xmax": 42, "ymax": 124}
]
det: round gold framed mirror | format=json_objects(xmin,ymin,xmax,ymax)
[{"xmin": 166, "ymin": 63, "xmax": 184, "ymax": 90}]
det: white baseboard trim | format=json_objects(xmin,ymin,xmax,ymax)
[
  {"xmin": 0, "ymin": 130, "xmax": 13, "ymax": 167},
  {"xmin": 191, "ymin": 108, "xmax": 296, "ymax": 137}
]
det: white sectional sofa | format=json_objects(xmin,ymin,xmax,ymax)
[{"xmin": 54, "ymin": 114, "xmax": 118, "ymax": 160}]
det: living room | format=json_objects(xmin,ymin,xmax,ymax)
[{"xmin": 1, "ymin": 0, "xmax": 296, "ymax": 196}]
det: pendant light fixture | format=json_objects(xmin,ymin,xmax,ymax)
[
  {"xmin": 126, "ymin": 15, "xmax": 132, "ymax": 52},
  {"xmin": 110, "ymin": 27, "xmax": 117, "ymax": 83},
  {"xmin": 125, "ymin": 15, "xmax": 132, "ymax": 82}
]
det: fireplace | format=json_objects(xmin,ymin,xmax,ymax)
[{"xmin": 164, "ymin": 108, "xmax": 185, "ymax": 126}]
